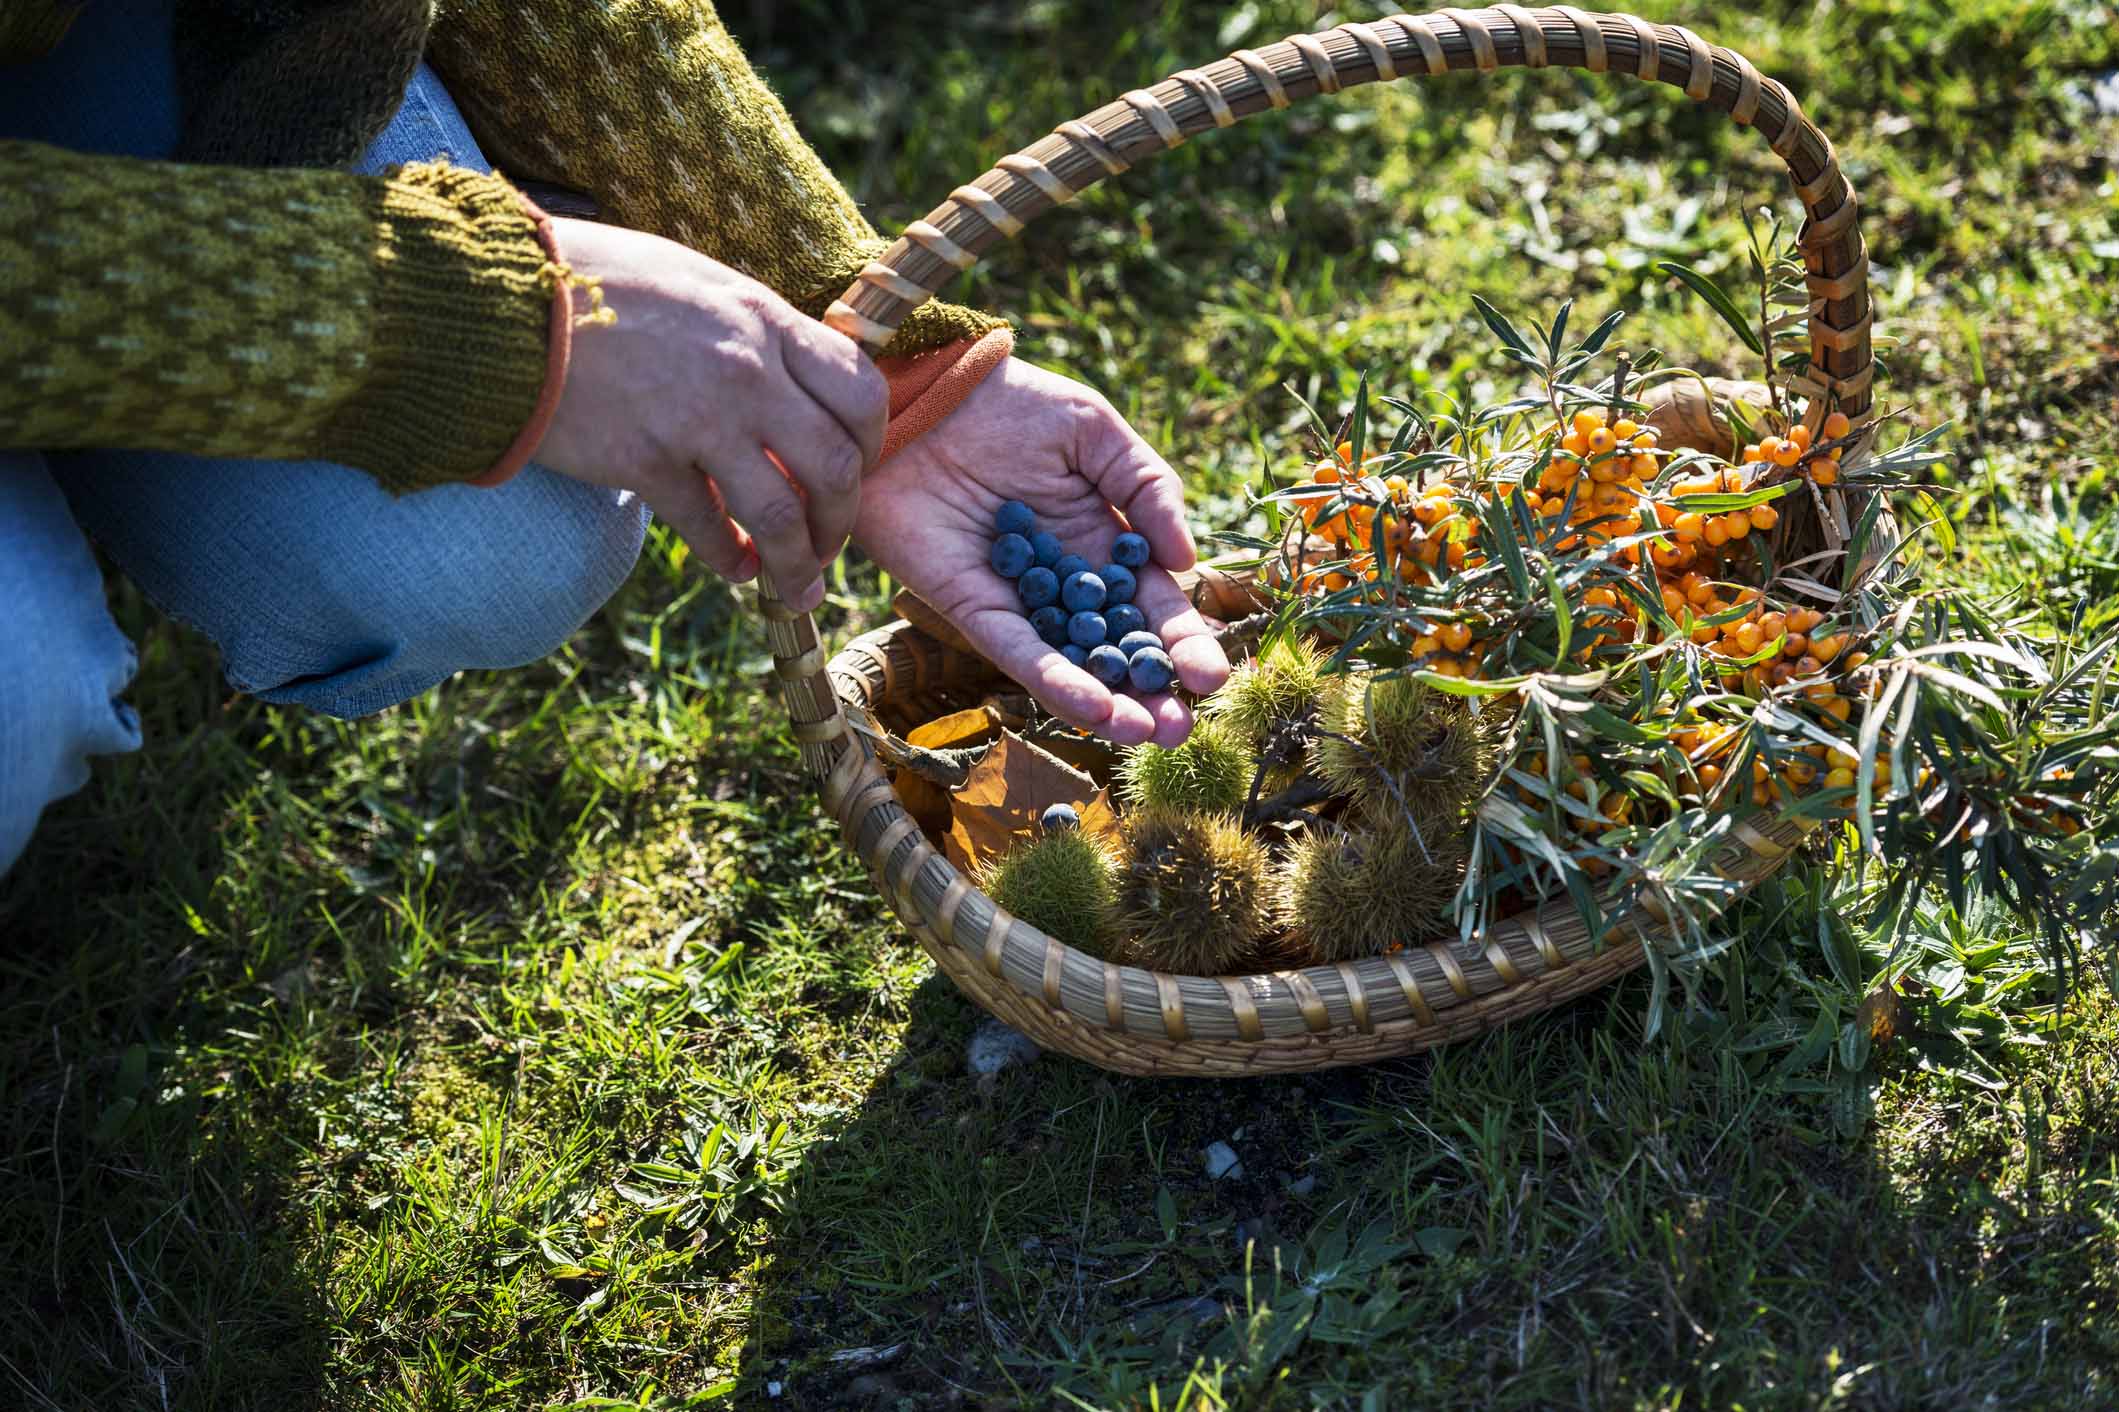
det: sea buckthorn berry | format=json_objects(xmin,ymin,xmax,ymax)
[
  {"xmin": 1843, "ymin": 651, "xmax": 1871, "ymax": 672},
  {"xmin": 1703, "ymin": 519, "xmax": 1730, "ymax": 548},
  {"xmin": 1822, "ymin": 411, "xmax": 1852, "ymax": 439},
  {"xmin": 1613, "ymin": 419, "xmax": 1640, "ymax": 440},
  {"xmin": 1757, "ymin": 437, "xmax": 1784, "ymax": 464},
  {"xmin": 1825, "ymin": 767, "xmax": 1856, "ymax": 790},
  {"xmin": 1787, "ymin": 424, "xmax": 1813, "ymax": 451},
  {"xmin": 1733, "ymin": 623, "xmax": 1763, "ymax": 654},
  {"xmin": 1742, "ymin": 444, "xmax": 1764, "ymax": 464},
  {"xmin": 1017, "ymin": 566, "xmax": 1060, "ymax": 609},
  {"xmin": 1336, "ymin": 441, "xmax": 1355, "ymax": 462},
  {"xmin": 1789, "ymin": 608, "xmax": 1824, "ymax": 632},
  {"xmin": 1313, "ymin": 460, "xmax": 1343, "ymax": 485},
  {"xmin": 1795, "ymin": 654, "xmax": 1825, "ymax": 677},
  {"xmin": 1439, "ymin": 623, "xmax": 1474, "ymax": 653},
  {"xmin": 1571, "ymin": 410, "xmax": 1603, "ymax": 439},
  {"xmin": 991, "ymin": 533, "xmax": 1034, "ymax": 578},
  {"xmin": 1757, "ymin": 612, "xmax": 1787, "ymax": 639},
  {"xmin": 1823, "ymin": 697, "xmax": 1854, "ymax": 723},
  {"xmin": 1812, "ymin": 463, "xmax": 1840, "ymax": 486},
  {"xmin": 995, "ymin": 500, "xmax": 1036, "ymax": 537},
  {"xmin": 1771, "ymin": 439, "xmax": 1802, "ymax": 467},
  {"xmin": 1110, "ymin": 532, "xmax": 1151, "ymax": 569},
  {"xmin": 1698, "ymin": 763, "xmax": 1724, "ymax": 789},
  {"xmin": 1749, "ymin": 504, "xmax": 1780, "ymax": 531},
  {"xmin": 1588, "ymin": 427, "xmax": 1618, "ymax": 456},
  {"xmin": 1724, "ymin": 512, "xmax": 1754, "ymax": 539},
  {"xmin": 1810, "ymin": 633, "xmax": 1848, "ymax": 662}
]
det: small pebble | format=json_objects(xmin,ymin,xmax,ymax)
[
  {"xmin": 1040, "ymin": 802, "xmax": 1080, "ymax": 832},
  {"xmin": 1110, "ymin": 532, "xmax": 1151, "ymax": 569},
  {"xmin": 1117, "ymin": 629, "xmax": 1164, "ymax": 658},
  {"xmin": 1029, "ymin": 531, "xmax": 1064, "ymax": 568},
  {"xmin": 1102, "ymin": 603, "xmax": 1146, "ymax": 642},
  {"xmin": 1067, "ymin": 610, "xmax": 1107, "ymax": 648},
  {"xmin": 1098, "ymin": 563, "xmax": 1137, "ymax": 604},
  {"xmin": 1128, "ymin": 647, "xmax": 1175, "ymax": 693},
  {"xmin": 1060, "ymin": 571, "xmax": 1106, "ymax": 613},
  {"xmin": 990, "ymin": 533, "xmax": 1033, "ymax": 578},
  {"xmin": 1030, "ymin": 605, "xmax": 1070, "ymax": 646},
  {"xmin": 1203, "ymin": 1141, "xmax": 1243, "ymax": 1181},
  {"xmin": 995, "ymin": 500, "xmax": 1036, "ymax": 537},
  {"xmin": 1017, "ymin": 566, "xmax": 1059, "ymax": 610},
  {"xmin": 1085, "ymin": 643, "xmax": 1129, "ymax": 687}
]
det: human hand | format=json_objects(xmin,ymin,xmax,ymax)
[
  {"xmin": 533, "ymin": 218, "xmax": 885, "ymax": 614},
  {"xmin": 854, "ymin": 358, "xmax": 1231, "ymax": 747}
]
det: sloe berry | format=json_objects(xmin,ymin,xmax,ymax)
[
  {"xmin": 1060, "ymin": 643, "xmax": 1089, "ymax": 668},
  {"xmin": 1060, "ymin": 571, "xmax": 1106, "ymax": 613},
  {"xmin": 1085, "ymin": 644, "xmax": 1129, "ymax": 687},
  {"xmin": 1030, "ymin": 605, "xmax": 1069, "ymax": 646},
  {"xmin": 1117, "ymin": 629, "xmax": 1164, "ymax": 658},
  {"xmin": 990, "ymin": 533, "xmax": 1033, "ymax": 578},
  {"xmin": 1029, "ymin": 531, "xmax": 1064, "ymax": 569},
  {"xmin": 995, "ymin": 500, "xmax": 1036, "ymax": 537},
  {"xmin": 1127, "ymin": 648, "xmax": 1175, "ymax": 693},
  {"xmin": 1040, "ymin": 802, "xmax": 1080, "ymax": 832},
  {"xmin": 1067, "ymin": 611, "xmax": 1108, "ymax": 649},
  {"xmin": 1110, "ymin": 532, "xmax": 1151, "ymax": 569},
  {"xmin": 1017, "ymin": 566, "xmax": 1059, "ymax": 610},
  {"xmin": 1052, "ymin": 553, "xmax": 1092, "ymax": 584},
  {"xmin": 1102, "ymin": 603, "xmax": 1145, "ymax": 641},
  {"xmin": 1098, "ymin": 563, "xmax": 1136, "ymax": 604}
]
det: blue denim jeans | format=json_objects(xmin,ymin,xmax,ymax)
[{"xmin": 0, "ymin": 0, "xmax": 649, "ymax": 873}]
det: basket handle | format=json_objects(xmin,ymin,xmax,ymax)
[{"xmin": 768, "ymin": 6, "xmax": 1874, "ymax": 774}]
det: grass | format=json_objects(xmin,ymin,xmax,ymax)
[{"xmin": 4, "ymin": 2, "xmax": 2117, "ymax": 1407}]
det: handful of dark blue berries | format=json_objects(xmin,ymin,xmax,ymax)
[{"xmin": 987, "ymin": 500, "xmax": 1175, "ymax": 694}]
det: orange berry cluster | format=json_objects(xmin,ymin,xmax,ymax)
[
  {"xmin": 1739, "ymin": 409, "xmax": 1853, "ymax": 489},
  {"xmin": 1657, "ymin": 578, "xmax": 1868, "ymax": 704}
]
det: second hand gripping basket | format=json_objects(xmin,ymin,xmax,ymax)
[{"xmin": 761, "ymin": 7, "xmax": 1875, "ymax": 1077}]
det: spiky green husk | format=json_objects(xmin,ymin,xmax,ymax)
[
  {"xmin": 1204, "ymin": 637, "xmax": 1331, "ymax": 742},
  {"xmin": 1276, "ymin": 816, "xmax": 1466, "ymax": 963},
  {"xmin": 1315, "ymin": 672, "xmax": 1492, "ymax": 825},
  {"xmin": 979, "ymin": 830, "xmax": 1118, "ymax": 957},
  {"xmin": 1117, "ymin": 717, "xmax": 1258, "ymax": 814},
  {"xmin": 1112, "ymin": 807, "xmax": 1273, "ymax": 975}
]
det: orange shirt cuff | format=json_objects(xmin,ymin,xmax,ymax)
[
  {"xmin": 467, "ymin": 193, "xmax": 572, "ymax": 488},
  {"xmin": 875, "ymin": 327, "xmax": 1015, "ymax": 465}
]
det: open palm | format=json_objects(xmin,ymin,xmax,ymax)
[{"xmin": 853, "ymin": 358, "xmax": 1230, "ymax": 747}]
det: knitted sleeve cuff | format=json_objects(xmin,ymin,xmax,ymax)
[
  {"xmin": 875, "ymin": 328, "xmax": 1015, "ymax": 465},
  {"xmin": 466, "ymin": 195, "xmax": 572, "ymax": 488}
]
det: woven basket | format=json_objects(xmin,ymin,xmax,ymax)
[{"xmin": 762, "ymin": 7, "xmax": 1875, "ymax": 1077}]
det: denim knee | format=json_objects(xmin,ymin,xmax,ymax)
[{"xmin": 1, "ymin": 452, "xmax": 144, "ymax": 874}]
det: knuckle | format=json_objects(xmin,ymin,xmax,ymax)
[
  {"xmin": 747, "ymin": 491, "xmax": 808, "ymax": 543},
  {"xmin": 814, "ymin": 439, "xmax": 862, "ymax": 498}
]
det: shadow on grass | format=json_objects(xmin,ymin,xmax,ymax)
[{"xmin": 739, "ymin": 946, "xmax": 2116, "ymax": 1410}]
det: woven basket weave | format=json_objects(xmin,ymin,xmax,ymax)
[{"xmin": 762, "ymin": 7, "xmax": 1874, "ymax": 1077}]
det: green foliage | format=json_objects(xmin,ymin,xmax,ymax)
[
  {"xmin": 978, "ymin": 828, "xmax": 1118, "ymax": 956},
  {"xmin": 1115, "ymin": 715, "xmax": 1258, "ymax": 814},
  {"xmin": 1113, "ymin": 807, "xmax": 1274, "ymax": 975}
]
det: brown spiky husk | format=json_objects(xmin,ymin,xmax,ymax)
[
  {"xmin": 1203, "ymin": 638, "xmax": 1339, "ymax": 786},
  {"xmin": 1276, "ymin": 813, "xmax": 1466, "ymax": 963},
  {"xmin": 1112, "ymin": 807, "xmax": 1274, "ymax": 975},
  {"xmin": 1117, "ymin": 716, "xmax": 1258, "ymax": 814},
  {"xmin": 1315, "ymin": 672, "xmax": 1492, "ymax": 827}
]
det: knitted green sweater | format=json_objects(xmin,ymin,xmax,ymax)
[{"xmin": 0, "ymin": 2, "xmax": 1001, "ymax": 493}]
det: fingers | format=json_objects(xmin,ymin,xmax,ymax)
[
  {"xmin": 1074, "ymin": 394, "xmax": 1198, "ymax": 572},
  {"xmin": 708, "ymin": 449, "xmax": 828, "ymax": 612},
  {"xmin": 780, "ymin": 319, "xmax": 888, "ymax": 471},
  {"xmin": 644, "ymin": 473, "xmax": 758, "ymax": 583},
  {"xmin": 952, "ymin": 606, "xmax": 1162, "ymax": 747},
  {"xmin": 761, "ymin": 410, "xmax": 862, "ymax": 565},
  {"xmin": 1131, "ymin": 568, "xmax": 1233, "ymax": 697}
]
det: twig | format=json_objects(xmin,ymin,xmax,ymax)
[{"xmin": 1247, "ymin": 777, "xmax": 1335, "ymax": 827}]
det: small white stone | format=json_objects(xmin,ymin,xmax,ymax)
[
  {"xmin": 1287, "ymin": 1174, "xmax": 1318, "ymax": 1197},
  {"xmin": 1203, "ymin": 1141, "xmax": 1244, "ymax": 1181},
  {"xmin": 766, "ymin": 1381, "xmax": 783, "ymax": 1398},
  {"xmin": 967, "ymin": 1019, "xmax": 1042, "ymax": 1076}
]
